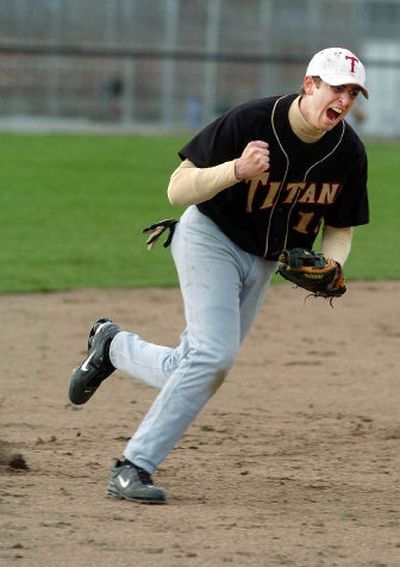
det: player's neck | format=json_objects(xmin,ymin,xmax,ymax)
[{"xmin": 288, "ymin": 96, "xmax": 326, "ymax": 143}]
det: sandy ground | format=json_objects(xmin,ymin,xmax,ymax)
[{"xmin": 1, "ymin": 282, "xmax": 400, "ymax": 567}]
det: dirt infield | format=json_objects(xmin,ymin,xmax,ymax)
[{"xmin": 1, "ymin": 282, "xmax": 400, "ymax": 566}]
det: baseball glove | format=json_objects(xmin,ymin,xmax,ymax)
[{"xmin": 277, "ymin": 248, "xmax": 346, "ymax": 301}]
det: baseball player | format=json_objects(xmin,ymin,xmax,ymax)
[{"xmin": 68, "ymin": 47, "xmax": 369, "ymax": 503}]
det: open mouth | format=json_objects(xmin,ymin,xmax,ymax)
[{"xmin": 326, "ymin": 106, "xmax": 343, "ymax": 121}]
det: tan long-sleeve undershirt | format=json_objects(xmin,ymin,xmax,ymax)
[
  {"xmin": 320, "ymin": 225, "xmax": 353, "ymax": 267},
  {"xmin": 167, "ymin": 158, "xmax": 238, "ymax": 206}
]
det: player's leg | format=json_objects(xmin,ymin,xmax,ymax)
[
  {"xmin": 109, "ymin": 330, "xmax": 187, "ymax": 389},
  {"xmin": 122, "ymin": 207, "xmax": 275, "ymax": 473},
  {"xmin": 107, "ymin": 204, "xmax": 243, "ymax": 389},
  {"xmin": 68, "ymin": 215, "xmax": 275, "ymax": 406},
  {"xmin": 239, "ymin": 255, "xmax": 277, "ymax": 342},
  {"xmin": 110, "ymin": 240, "xmax": 276, "ymax": 390}
]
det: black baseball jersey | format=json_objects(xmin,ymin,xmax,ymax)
[{"xmin": 178, "ymin": 94, "xmax": 369, "ymax": 261}]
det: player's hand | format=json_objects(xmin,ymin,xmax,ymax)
[{"xmin": 234, "ymin": 141, "xmax": 270, "ymax": 181}]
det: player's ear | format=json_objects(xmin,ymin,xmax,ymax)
[{"xmin": 303, "ymin": 75, "xmax": 314, "ymax": 95}]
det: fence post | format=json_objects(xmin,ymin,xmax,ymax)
[
  {"xmin": 48, "ymin": 0, "xmax": 62, "ymax": 117},
  {"xmin": 122, "ymin": 0, "xmax": 136, "ymax": 124},
  {"xmin": 203, "ymin": 0, "xmax": 220, "ymax": 123},
  {"xmin": 161, "ymin": 0, "xmax": 178, "ymax": 128}
]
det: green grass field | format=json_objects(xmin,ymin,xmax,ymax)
[{"xmin": 0, "ymin": 132, "xmax": 398, "ymax": 294}]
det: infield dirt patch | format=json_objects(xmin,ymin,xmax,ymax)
[{"xmin": 1, "ymin": 282, "xmax": 400, "ymax": 566}]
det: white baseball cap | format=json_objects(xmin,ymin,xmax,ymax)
[{"xmin": 306, "ymin": 47, "xmax": 368, "ymax": 98}]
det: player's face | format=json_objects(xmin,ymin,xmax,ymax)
[{"xmin": 301, "ymin": 78, "xmax": 360, "ymax": 131}]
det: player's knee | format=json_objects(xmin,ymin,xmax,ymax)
[
  {"xmin": 208, "ymin": 368, "xmax": 228, "ymax": 395},
  {"xmin": 202, "ymin": 344, "xmax": 238, "ymax": 374},
  {"xmin": 184, "ymin": 345, "xmax": 237, "ymax": 395}
]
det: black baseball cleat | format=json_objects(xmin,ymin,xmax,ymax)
[
  {"xmin": 107, "ymin": 459, "xmax": 167, "ymax": 504},
  {"xmin": 68, "ymin": 318, "xmax": 120, "ymax": 405}
]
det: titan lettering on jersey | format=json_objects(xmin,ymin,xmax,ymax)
[{"xmin": 246, "ymin": 173, "xmax": 341, "ymax": 211}]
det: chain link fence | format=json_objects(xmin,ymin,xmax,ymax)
[{"xmin": 0, "ymin": 0, "xmax": 399, "ymax": 136}]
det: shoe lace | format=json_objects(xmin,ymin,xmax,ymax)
[{"xmin": 133, "ymin": 465, "xmax": 154, "ymax": 486}]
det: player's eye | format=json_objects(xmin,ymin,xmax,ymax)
[
  {"xmin": 331, "ymin": 85, "xmax": 360, "ymax": 99},
  {"xmin": 331, "ymin": 86, "xmax": 344, "ymax": 94}
]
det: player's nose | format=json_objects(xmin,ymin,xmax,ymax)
[{"xmin": 338, "ymin": 90, "xmax": 353, "ymax": 108}]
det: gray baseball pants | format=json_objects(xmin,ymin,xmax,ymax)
[{"xmin": 109, "ymin": 205, "xmax": 276, "ymax": 473}]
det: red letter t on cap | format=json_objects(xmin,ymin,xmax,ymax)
[{"xmin": 345, "ymin": 55, "xmax": 358, "ymax": 73}]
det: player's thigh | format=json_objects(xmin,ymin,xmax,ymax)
[
  {"xmin": 172, "ymin": 208, "xmax": 242, "ymax": 357},
  {"xmin": 239, "ymin": 257, "xmax": 276, "ymax": 341}
]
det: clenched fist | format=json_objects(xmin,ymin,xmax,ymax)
[{"xmin": 234, "ymin": 141, "xmax": 270, "ymax": 181}]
